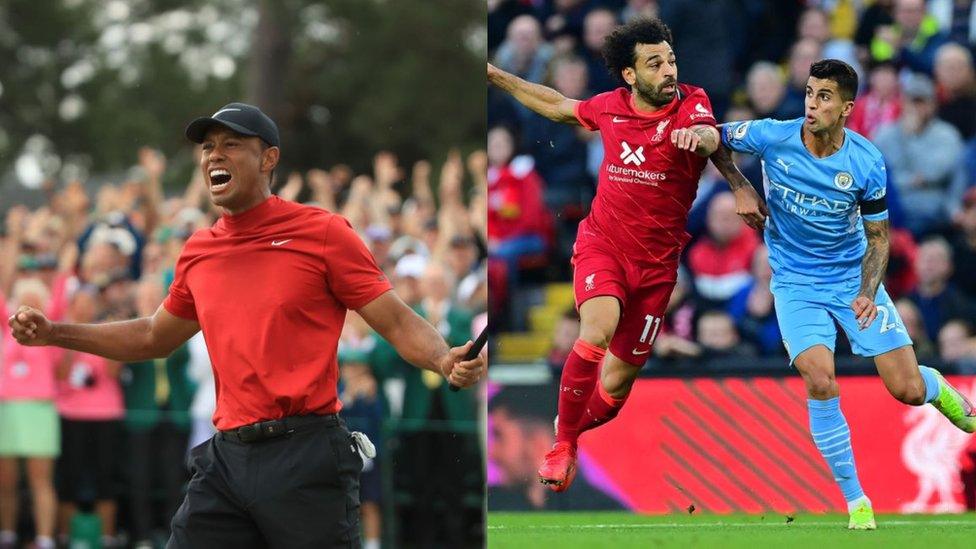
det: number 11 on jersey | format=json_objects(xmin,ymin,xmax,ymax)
[{"xmin": 640, "ymin": 314, "xmax": 662, "ymax": 345}]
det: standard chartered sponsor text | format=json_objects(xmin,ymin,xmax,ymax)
[{"xmin": 607, "ymin": 164, "xmax": 667, "ymax": 185}]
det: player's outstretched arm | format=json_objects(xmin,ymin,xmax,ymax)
[
  {"xmin": 852, "ymin": 218, "xmax": 890, "ymax": 329},
  {"xmin": 357, "ymin": 290, "xmax": 484, "ymax": 388},
  {"xmin": 488, "ymin": 63, "xmax": 580, "ymax": 125},
  {"xmin": 709, "ymin": 144, "xmax": 768, "ymax": 230},
  {"xmin": 8, "ymin": 304, "xmax": 200, "ymax": 361}
]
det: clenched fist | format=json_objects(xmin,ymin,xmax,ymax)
[
  {"xmin": 7, "ymin": 306, "xmax": 54, "ymax": 346},
  {"xmin": 438, "ymin": 340, "xmax": 486, "ymax": 389}
]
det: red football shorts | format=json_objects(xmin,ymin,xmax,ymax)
[{"xmin": 571, "ymin": 237, "xmax": 677, "ymax": 366}]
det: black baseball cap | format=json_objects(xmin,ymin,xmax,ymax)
[{"xmin": 185, "ymin": 102, "xmax": 280, "ymax": 147}]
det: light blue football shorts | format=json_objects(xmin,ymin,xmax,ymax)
[{"xmin": 772, "ymin": 278, "xmax": 912, "ymax": 364}]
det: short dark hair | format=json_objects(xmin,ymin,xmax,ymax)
[
  {"xmin": 809, "ymin": 59, "xmax": 858, "ymax": 101},
  {"xmin": 602, "ymin": 17, "xmax": 673, "ymax": 84}
]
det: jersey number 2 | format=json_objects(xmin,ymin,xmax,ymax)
[{"xmin": 876, "ymin": 305, "xmax": 899, "ymax": 334}]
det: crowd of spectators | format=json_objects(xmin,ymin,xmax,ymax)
[
  {"xmin": 0, "ymin": 144, "xmax": 487, "ymax": 548},
  {"xmin": 489, "ymin": 0, "xmax": 976, "ymax": 371}
]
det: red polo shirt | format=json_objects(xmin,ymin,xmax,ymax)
[{"xmin": 163, "ymin": 196, "xmax": 391, "ymax": 430}]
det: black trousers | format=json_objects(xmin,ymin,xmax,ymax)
[{"xmin": 166, "ymin": 415, "xmax": 362, "ymax": 549}]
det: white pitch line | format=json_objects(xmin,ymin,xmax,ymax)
[{"xmin": 487, "ymin": 520, "xmax": 976, "ymax": 530}]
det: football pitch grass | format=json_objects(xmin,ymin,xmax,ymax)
[{"xmin": 488, "ymin": 511, "xmax": 976, "ymax": 548}]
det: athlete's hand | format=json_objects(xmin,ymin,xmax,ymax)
[
  {"xmin": 439, "ymin": 340, "xmax": 486, "ymax": 389},
  {"xmin": 670, "ymin": 128, "xmax": 701, "ymax": 152},
  {"xmin": 733, "ymin": 185, "xmax": 769, "ymax": 230},
  {"xmin": 851, "ymin": 296, "xmax": 877, "ymax": 330},
  {"xmin": 8, "ymin": 306, "xmax": 54, "ymax": 346}
]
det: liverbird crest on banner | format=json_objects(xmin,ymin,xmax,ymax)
[{"xmin": 900, "ymin": 381, "xmax": 976, "ymax": 513}]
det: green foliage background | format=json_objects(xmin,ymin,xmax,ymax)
[{"xmin": 0, "ymin": 0, "xmax": 486, "ymax": 192}]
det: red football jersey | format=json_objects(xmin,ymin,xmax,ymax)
[
  {"xmin": 163, "ymin": 196, "xmax": 392, "ymax": 430},
  {"xmin": 574, "ymin": 85, "xmax": 717, "ymax": 265}
]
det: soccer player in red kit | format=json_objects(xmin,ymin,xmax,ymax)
[
  {"xmin": 8, "ymin": 103, "xmax": 485, "ymax": 547},
  {"xmin": 490, "ymin": 17, "xmax": 744, "ymax": 492}
]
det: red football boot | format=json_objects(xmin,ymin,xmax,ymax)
[{"xmin": 537, "ymin": 441, "xmax": 577, "ymax": 492}]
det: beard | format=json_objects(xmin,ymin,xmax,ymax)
[{"xmin": 634, "ymin": 77, "xmax": 677, "ymax": 107}]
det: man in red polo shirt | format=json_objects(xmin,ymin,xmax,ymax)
[{"xmin": 8, "ymin": 103, "xmax": 485, "ymax": 548}]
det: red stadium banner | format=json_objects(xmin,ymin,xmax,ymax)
[
  {"xmin": 487, "ymin": 376, "xmax": 976, "ymax": 514},
  {"xmin": 579, "ymin": 376, "xmax": 976, "ymax": 514}
]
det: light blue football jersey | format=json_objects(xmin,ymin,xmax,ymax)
[{"xmin": 721, "ymin": 118, "xmax": 888, "ymax": 286}]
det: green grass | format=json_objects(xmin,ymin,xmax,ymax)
[{"xmin": 488, "ymin": 511, "xmax": 976, "ymax": 548}]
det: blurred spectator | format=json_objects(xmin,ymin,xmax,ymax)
[
  {"xmin": 934, "ymin": 42, "xmax": 976, "ymax": 139},
  {"xmin": 895, "ymin": 298, "xmax": 938, "ymax": 360},
  {"xmin": 746, "ymin": 62, "xmax": 792, "ymax": 120},
  {"xmin": 798, "ymin": 7, "xmax": 862, "ymax": 76},
  {"xmin": 539, "ymin": 0, "xmax": 590, "ymax": 55},
  {"xmin": 687, "ymin": 192, "xmax": 760, "ymax": 310},
  {"xmin": 546, "ymin": 308, "xmax": 581, "ymax": 375},
  {"xmin": 930, "ymin": 0, "xmax": 976, "ymax": 46},
  {"xmin": 447, "ymin": 235, "xmax": 482, "ymax": 301},
  {"xmin": 337, "ymin": 350, "xmax": 383, "ymax": 549},
  {"xmin": 54, "ymin": 287, "xmax": 124, "ymax": 548},
  {"xmin": 854, "ymin": 0, "xmax": 895, "ymax": 60},
  {"xmin": 870, "ymin": 0, "xmax": 950, "ymax": 74},
  {"xmin": 908, "ymin": 236, "xmax": 976, "ymax": 341},
  {"xmin": 521, "ymin": 55, "xmax": 593, "ymax": 211},
  {"xmin": 847, "ymin": 60, "xmax": 903, "ymax": 139},
  {"xmin": 727, "ymin": 245, "xmax": 783, "ymax": 356},
  {"xmin": 487, "ymin": 126, "xmax": 552, "ymax": 296},
  {"xmin": 488, "ymin": 0, "xmax": 535, "ymax": 53},
  {"xmin": 938, "ymin": 318, "xmax": 976, "ymax": 368},
  {"xmin": 122, "ymin": 277, "xmax": 194, "ymax": 549},
  {"xmin": 951, "ymin": 188, "xmax": 976, "ymax": 297},
  {"xmin": 873, "ymin": 73, "xmax": 964, "ymax": 234},
  {"xmin": 578, "ymin": 8, "xmax": 619, "ymax": 94},
  {"xmin": 696, "ymin": 310, "xmax": 757, "ymax": 358},
  {"xmin": 0, "ymin": 278, "xmax": 60, "ymax": 549},
  {"xmin": 371, "ymin": 255, "xmax": 481, "ymax": 547},
  {"xmin": 621, "ymin": 0, "xmax": 658, "ymax": 23},
  {"xmin": 781, "ymin": 39, "xmax": 826, "ymax": 119},
  {"xmin": 493, "ymin": 15, "xmax": 553, "ymax": 84},
  {"xmin": 885, "ymin": 226, "xmax": 920, "ymax": 299},
  {"xmin": 654, "ymin": 267, "xmax": 702, "ymax": 360},
  {"xmin": 658, "ymin": 0, "xmax": 736, "ymax": 117}
]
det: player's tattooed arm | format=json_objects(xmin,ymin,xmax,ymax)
[
  {"xmin": 852, "ymin": 218, "xmax": 890, "ymax": 329},
  {"xmin": 691, "ymin": 125, "xmax": 720, "ymax": 156},
  {"xmin": 670, "ymin": 125, "xmax": 719, "ymax": 157},
  {"xmin": 488, "ymin": 63, "xmax": 580, "ymax": 126},
  {"xmin": 709, "ymin": 144, "xmax": 750, "ymax": 190},
  {"xmin": 858, "ymin": 219, "xmax": 890, "ymax": 299},
  {"xmin": 709, "ymin": 145, "xmax": 769, "ymax": 230}
]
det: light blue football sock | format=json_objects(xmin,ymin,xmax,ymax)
[
  {"xmin": 808, "ymin": 397, "xmax": 864, "ymax": 503},
  {"xmin": 919, "ymin": 365, "xmax": 940, "ymax": 403}
]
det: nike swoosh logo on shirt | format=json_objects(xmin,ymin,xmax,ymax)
[
  {"xmin": 612, "ymin": 116, "xmax": 627, "ymax": 123},
  {"xmin": 271, "ymin": 239, "xmax": 293, "ymax": 246},
  {"xmin": 631, "ymin": 348, "xmax": 650, "ymax": 355}
]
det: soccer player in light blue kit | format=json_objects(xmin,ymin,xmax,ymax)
[{"xmin": 711, "ymin": 59, "xmax": 976, "ymax": 530}]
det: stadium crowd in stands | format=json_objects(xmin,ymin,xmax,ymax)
[
  {"xmin": 489, "ymin": 0, "xmax": 976, "ymax": 373},
  {"xmin": 0, "ymin": 145, "xmax": 486, "ymax": 548}
]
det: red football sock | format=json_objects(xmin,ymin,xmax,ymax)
[
  {"xmin": 578, "ymin": 380, "xmax": 628, "ymax": 435},
  {"xmin": 555, "ymin": 339, "xmax": 606, "ymax": 446}
]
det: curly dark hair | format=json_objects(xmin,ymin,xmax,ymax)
[
  {"xmin": 601, "ymin": 18, "xmax": 674, "ymax": 84},
  {"xmin": 809, "ymin": 59, "xmax": 859, "ymax": 101}
]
